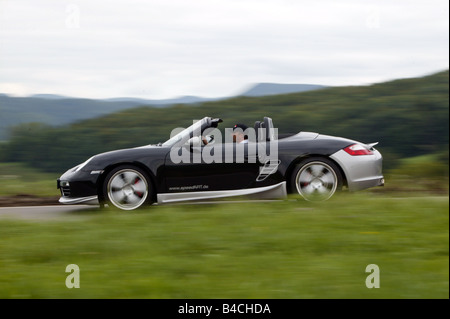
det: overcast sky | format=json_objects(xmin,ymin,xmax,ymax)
[{"xmin": 0, "ymin": 0, "xmax": 448, "ymax": 99}]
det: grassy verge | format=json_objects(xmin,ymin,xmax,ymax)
[
  {"xmin": 0, "ymin": 194, "xmax": 448, "ymax": 298},
  {"xmin": 375, "ymin": 153, "xmax": 449, "ymax": 195},
  {"xmin": 0, "ymin": 163, "xmax": 59, "ymax": 197}
]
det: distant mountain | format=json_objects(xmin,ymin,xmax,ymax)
[
  {"xmin": 105, "ymin": 95, "xmax": 223, "ymax": 105},
  {"xmin": 241, "ymin": 83, "xmax": 327, "ymax": 97},
  {"xmin": 30, "ymin": 94, "xmax": 71, "ymax": 100},
  {"xmin": 0, "ymin": 82, "xmax": 325, "ymax": 140}
]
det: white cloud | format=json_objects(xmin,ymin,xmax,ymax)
[{"xmin": 0, "ymin": 0, "xmax": 448, "ymax": 99}]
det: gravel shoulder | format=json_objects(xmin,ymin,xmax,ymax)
[{"xmin": 0, "ymin": 195, "xmax": 60, "ymax": 207}]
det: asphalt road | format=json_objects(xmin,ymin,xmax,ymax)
[
  {"xmin": 0, "ymin": 199, "xmax": 289, "ymax": 221},
  {"xmin": 0, "ymin": 205, "xmax": 98, "ymax": 221}
]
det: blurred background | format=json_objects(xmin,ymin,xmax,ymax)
[{"xmin": 0, "ymin": 70, "xmax": 448, "ymax": 197}]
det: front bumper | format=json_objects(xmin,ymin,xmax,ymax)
[
  {"xmin": 57, "ymin": 168, "xmax": 102, "ymax": 205},
  {"xmin": 330, "ymin": 148, "xmax": 384, "ymax": 192},
  {"xmin": 59, "ymin": 195, "xmax": 99, "ymax": 205}
]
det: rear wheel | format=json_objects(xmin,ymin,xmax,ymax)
[
  {"xmin": 103, "ymin": 165, "xmax": 153, "ymax": 210},
  {"xmin": 291, "ymin": 157, "xmax": 343, "ymax": 201}
]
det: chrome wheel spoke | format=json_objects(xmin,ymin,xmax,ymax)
[
  {"xmin": 317, "ymin": 184, "xmax": 330, "ymax": 194},
  {"xmin": 309, "ymin": 164, "xmax": 324, "ymax": 177},
  {"xmin": 111, "ymin": 189, "xmax": 126, "ymax": 203},
  {"xmin": 302, "ymin": 183, "xmax": 315, "ymax": 195},
  {"xmin": 121, "ymin": 171, "xmax": 135, "ymax": 185},
  {"xmin": 321, "ymin": 171, "xmax": 335, "ymax": 185},
  {"xmin": 110, "ymin": 176, "xmax": 126, "ymax": 190},
  {"xmin": 127, "ymin": 193, "xmax": 142, "ymax": 204}
]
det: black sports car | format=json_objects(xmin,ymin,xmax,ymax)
[{"xmin": 57, "ymin": 117, "xmax": 384, "ymax": 210}]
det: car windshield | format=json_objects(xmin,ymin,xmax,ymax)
[{"xmin": 162, "ymin": 117, "xmax": 209, "ymax": 147}]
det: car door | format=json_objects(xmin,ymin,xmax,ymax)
[{"xmin": 163, "ymin": 141, "xmax": 261, "ymax": 193}]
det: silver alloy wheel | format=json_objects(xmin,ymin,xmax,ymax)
[
  {"xmin": 106, "ymin": 169, "xmax": 149, "ymax": 210},
  {"xmin": 295, "ymin": 161, "xmax": 338, "ymax": 201}
]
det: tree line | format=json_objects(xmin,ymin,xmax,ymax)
[{"xmin": 0, "ymin": 70, "xmax": 448, "ymax": 173}]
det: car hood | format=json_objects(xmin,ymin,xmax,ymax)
[
  {"xmin": 94, "ymin": 144, "xmax": 161, "ymax": 157},
  {"xmin": 84, "ymin": 144, "xmax": 168, "ymax": 169}
]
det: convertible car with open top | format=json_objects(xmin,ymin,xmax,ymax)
[{"xmin": 57, "ymin": 116, "xmax": 384, "ymax": 210}]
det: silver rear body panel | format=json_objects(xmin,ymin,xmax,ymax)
[{"xmin": 330, "ymin": 149, "xmax": 384, "ymax": 191}]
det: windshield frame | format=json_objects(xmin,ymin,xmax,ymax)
[{"xmin": 161, "ymin": 117, "xmax": 210, "ymax": 147}]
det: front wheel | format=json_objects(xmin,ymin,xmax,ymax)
[
  {"xmin": 102, "ymin": 165, "xmax": 153, "ymax": 210},
  {"xmin": 291, "ymin": 158, "xmax": 343, "ymax": 201}
]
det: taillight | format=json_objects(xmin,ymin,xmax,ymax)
[{"xmin": 344, "ymin": 144, "xmax": 373, "ymax": 156}]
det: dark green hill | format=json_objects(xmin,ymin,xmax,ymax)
[
  {"xmin": 1, "ymin": 70, "xmax": 448, "ymax": 172},
  {"xmin": 0, "ymin": 83, "xmax": 326, "ymax": 141},
  {"xmin": 240, "ymin": 83, "xmax": 327, "ymax": 96}
]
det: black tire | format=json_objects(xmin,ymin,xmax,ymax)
[
  {"xmin": 102, "ymin": 165, "xmax": 153, "ymax": 210},
  {"xmin": 290, "ymin": 157, "xmax": 343, "ymax": 201}
]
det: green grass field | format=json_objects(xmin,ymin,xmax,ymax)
[
  {"xmin": 0, "ymin": 163, "xmax": 59, "ymax": 197},
  {"xmin": 0, "ymin": 194, "xmax": 448, "ymax": 299}
]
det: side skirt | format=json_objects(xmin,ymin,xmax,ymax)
[{"xmin": 157, "ymin": 182, "xmax": 287, "ymax": 204}]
